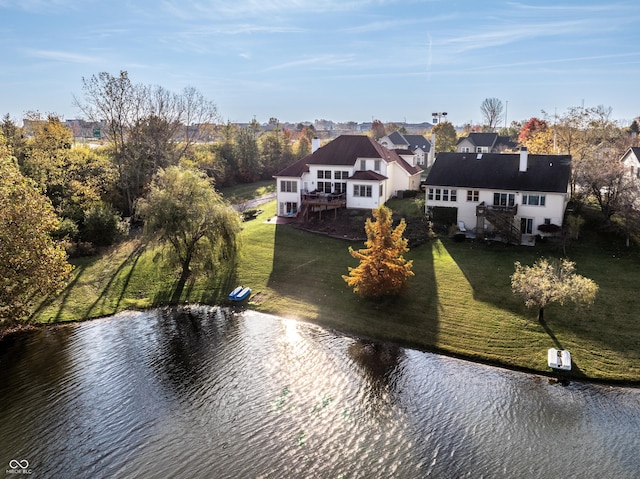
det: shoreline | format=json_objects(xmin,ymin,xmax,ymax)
[{"xmin": 3, "ymin": 303, "xmax": 639, "ymax": 389}]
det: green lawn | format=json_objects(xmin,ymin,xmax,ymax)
[{"xmin": 31, "ymin": 191, "xmax": 640, "ymax": 383}]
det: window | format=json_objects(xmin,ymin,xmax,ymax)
[
  {"xmin": 493, "ymin": 192, "xmax": 515, "ymax": 207},
  {"xmin": 476, "ymin": 147, "xmax": 483, "ymax": 153},
  {"xmin": 462, "ymin": 147, "xmax": 471, "ymax": 153},
  {"xmin": 360, "ymin": 160, "xmax": 366, "ymax": 170},
  {"xmin": 354, "ymin": 184, "xmax": 372, "ymax": 197},
  {"xmin": 428, "ymin": 187, "xmax": 456, "ymax": 202},
  {"xmin": 334, "ymin": 182, "xmax": 347, "ymax": 194},
  {"xmin": 317, "ymin": 181, "xmax": 331, "ymax": 193},
  {"xmin": 522, "ymin": 194, "xmax": 546, "ymax": 206},
  {"xmin": 379, "ymin": 184, "xmax": 383, "ymax": 197},
  {"xmin": 335, "ymin": 170, "xmax": 349, "ymax": 180},
  {"xmin": 544, "ymin": 218, "xmax": 551, "ymax": 225},
  {"xmin": 374, "ymin": 159, "xmax": 381, "ymax": 171},
  {"xmin": 467, "ymin": 190, "xmax": 479, "ymax": 202},
  {"xmin": 280, "ymin": 180, "xmax": 297, "ymax": 193}
]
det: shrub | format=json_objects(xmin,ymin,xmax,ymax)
[
  {"xmin": 537, "ymin": 223, "xmax": 561, "ymax": 234},
  {"xmin": 81, "ymin": 202, "xmax": 129, "ymax": 246}
]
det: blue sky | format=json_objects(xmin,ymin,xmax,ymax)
[{"xmin": 1, "ymin": 0, "xmax": 639, "ymax": 126}]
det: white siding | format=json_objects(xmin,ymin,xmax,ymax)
[
  {"xmin": 347, "ymin": 181, "xmax": 382, "ymax": 209},
  {"xmin": 426, "ymin": 187, "xmax": 569, "ymax": 233}
]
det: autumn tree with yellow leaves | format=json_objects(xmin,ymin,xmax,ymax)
[{"xmin": 343, "ymin": 206, "xmax": 414, "ymax": 298}]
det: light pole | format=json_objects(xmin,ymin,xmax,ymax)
[
  {"xmin": 430, "ymin": 112, "xmax": 447, "ymax": 166},
  {"xmin": 431, "ymin": 112, "xmax": 448, "ymax": 124}
]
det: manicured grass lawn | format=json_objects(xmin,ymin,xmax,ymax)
[{"xmin": 31, "ymin": 190, "xmax": 640, "ymax": 383}]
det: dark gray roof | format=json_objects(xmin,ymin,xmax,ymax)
[
  {"xmin": 456, "ymin": 132, "xmax": 517, "ymax": 150},
  {"xmin": 404, "ymin": 134, "xmax": 431, "ymax": 152},
  {"xmin": 275, "ymin": 134, "xmax": 422, "ymax": 177},
  {"xmin": 457, "ymin": 132, "xmax": 498, "ymax": 147},
  {"xmin": 387, "ymin": 131, "xmax": 408, "ymax": 146},
  {"xmin": 425, "ymin": 152, "xmax": 572, "ymax": 193}
]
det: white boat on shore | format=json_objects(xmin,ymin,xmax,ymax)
[{"xmin": 548, "ymin": 348, "xmax": 571, "ymax": 370}]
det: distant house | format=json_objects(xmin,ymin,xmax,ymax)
[
  {"xmin": 456, "ymin": 132, "xmax": 517, "ymax": 154},
  {"xmin": 621, "ymin": 147, "xmax": 640, "ymax": 179},
  {"xmin": 274, "ymin": 135, "xmax": 423, "ymax": 217},
  {"xmin": 378, "ymin": 132, "xmax": 432, "ymax": 167},
  {"xmin": 424, "ymin": 149, "xmax": 572, "ymax": 244}
]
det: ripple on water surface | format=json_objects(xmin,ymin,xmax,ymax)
[{"xmin": 0, "ymin": 307, "xmax": 639, "ymax": 478}]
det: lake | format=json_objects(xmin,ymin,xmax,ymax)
[{"xmin": 1, "ymin": 306, "xmax": 639, "ymax": 478}]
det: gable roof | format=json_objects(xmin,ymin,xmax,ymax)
[
  {"xmin": 403, "ymin": 134, "xmax": 431, "ymax": 151},
  {"xmin": 457, "ymin": 132, "xmax": 517, "ymax": 150},
  {"xmin": 622, "ymin": 146, "xmax": 640, "ymax": 162},
  {"xmin": 387, "ymin": 131, "xmax": 409, "ymax": 147},
  {"xmin": 425, "ymin": 152, "xmax": 572, "ymax": 193},
  {"xmin": 384, "ymin": 131, "xmax": 431, "ymax": 152},
  {"xmin": 457, "ymin": 132, "xmax": 498, "ymax": 147},
  {"xmin": 275, "ymin": 134, "xmax": 422, "ymax": 177}
]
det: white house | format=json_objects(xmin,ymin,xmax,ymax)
[
  {"xmin": 424, "ymin": 148, "xmax": 572, "ymax": 244},
  {"xmin": 378, "ymin": 131, "xmax": 432, "ymax": 167},
  {"xmin": 621, "ymin": 147, "xmax": 640, "ymax": 179},
  {"xmin": 274, "ymin": 135, "xmax": 423, "ymax": 217}
]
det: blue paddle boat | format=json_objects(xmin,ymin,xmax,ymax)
[{"xmin": 228, "ymin": 286, "xmax": 251, "ymax": 301}]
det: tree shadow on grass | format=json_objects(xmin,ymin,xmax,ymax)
[
  {"xmin": 30, "ymin": 262, "xmax": 90, "ymax": 323},
  {"xmin": 152, "ymin": 258, "xmax": 239, "ymax": 307},
  {"xmin": 266, "ymin": 223, "xmax": 440, "ymax": 348},
  {"xmin": 540, "ymin": 318, "xmax": 564, "ymax": 350},
  {"xmin": 83, "ymin": 244, "xmax": 145, "ymax": 318}
]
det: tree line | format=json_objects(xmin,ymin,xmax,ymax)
[
  {"xmin": 2, "ymin": 72, "xmax": 639, "ymax": 324},
  {"xmin": 0, "ymin": 71, "xmax": 318, "ymax": 324}
]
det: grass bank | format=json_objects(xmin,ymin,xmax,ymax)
[{"xmin": 31, "ymin": 196, "xmax": 640, "ymax": 383}]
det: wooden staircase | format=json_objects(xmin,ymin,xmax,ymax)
[{"xmin": 476, "ymin": 202, "xmax": 521, "ymax": 245}]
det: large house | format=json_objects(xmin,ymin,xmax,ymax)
[
  {"xmin": 456, "ymin": 132, "xmax": 517, "ymax": 153},
  {"xmin": 424, "ymin": 148, "xmax": 572, "ymax": 244},
  {"xmin": 274, "ymin": 135, "xmax": 423, "ymax": 217},
  {"xmin": 378, "ymin": 131, "xmax": 432, "ymax": 167}
]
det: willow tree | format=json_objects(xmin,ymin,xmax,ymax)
[
  {"xmin": 510, "ymin": 258, "xmax": 598, "ymax": 322},
  {"xmin": 137, "ymin": 165, "xmax": 242, "ymax": 302},
  {"xmin": 0, "ymin": 150, "xmax": 72, "ymax": 325},
  {"xmin": 343, "ymin": 206, "xmax": 414, "ymax": 298}
]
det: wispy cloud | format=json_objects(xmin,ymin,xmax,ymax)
[
  {"xmin": 160, "ymin": 0, "xmax": 379, "ymax": 19},
  {"xmin": 0, "ymin": 0, "xmax": 80, "ymax": 14},
  {"xmin": 437, "ymin": 19, "xmax": 589, "ymax": 54},
  {"xmin": 264, "ymin": 54, "xmax": 355, "ymax": 72},
  {"xmin": 25, "ymin": 49, "xmax": 100, "ymax": 64}
]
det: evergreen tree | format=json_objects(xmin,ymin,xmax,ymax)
[{"xmin": 343, "ymin": 206, "xmax": 414, "ymax": 298}]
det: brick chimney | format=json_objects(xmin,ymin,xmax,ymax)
[{"xmin": 519, "ymin": 147, "xmax": 528, "ymax": 172}]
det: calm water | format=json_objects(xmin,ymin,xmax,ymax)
[{"xmin": 1, "ymin": 307, "xmax": 639, "ymax": 478}]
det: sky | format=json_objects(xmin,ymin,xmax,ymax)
[{"xmin": 1, "ymin": 0, "xmax": 639, "ymax": 127}]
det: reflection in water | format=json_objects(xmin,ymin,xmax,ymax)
[{"xmin": 0, "ymin": 307, "xmax": 639, "ymax": 478}]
